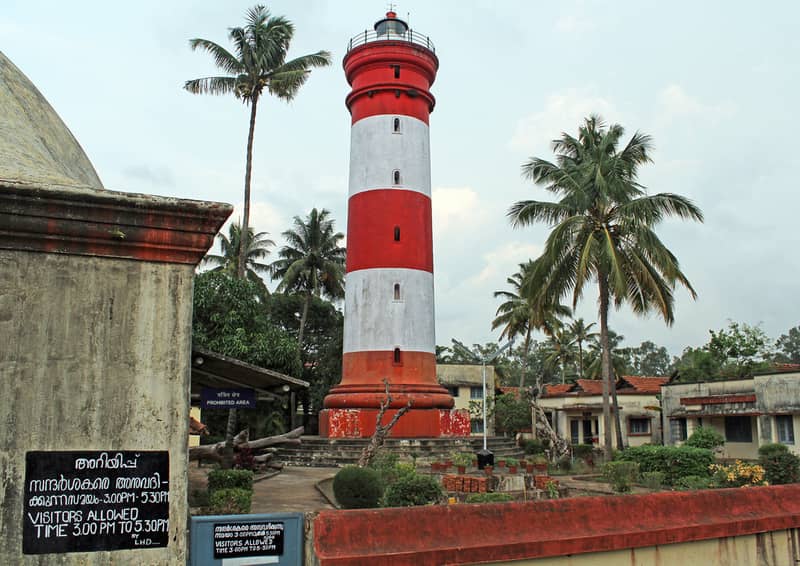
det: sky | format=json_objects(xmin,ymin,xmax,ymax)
[{"xmin": 4, "ymin": 1, "xmax": 799, "ymax": 357}]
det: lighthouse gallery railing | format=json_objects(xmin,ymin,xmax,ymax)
[{"xmin": 347, "ymin": 30, "xmax": 435, "ymax": 53}]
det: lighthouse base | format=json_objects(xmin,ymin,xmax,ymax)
[{"xmin": 319, "ymin": 407, "xmax": 471, "ymax": 438}]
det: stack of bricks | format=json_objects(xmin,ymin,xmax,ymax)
[
  {"xmin": 534, "ymin": 475, "xmax": 559, "ymax": 490},
  {"xmin": 442, "ymin": 475, "xmax": 488, "ymax": 493}
]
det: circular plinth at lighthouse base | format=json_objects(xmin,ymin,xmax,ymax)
[{"xmin": 319, "ymin": 407, "xmax": 471, "ymax": 438}]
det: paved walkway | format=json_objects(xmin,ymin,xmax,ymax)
[{"xmin": 250, "ymin": 466, "xmax": 338, "ymax": 514}]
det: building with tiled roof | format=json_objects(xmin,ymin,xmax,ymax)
[{"xmin": 538, "ymin": 376, "xmax": 669, "ymax": 448}]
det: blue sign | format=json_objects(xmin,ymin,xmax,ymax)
[
  {"xmin": 190, "ymin": 513, "xmax": 303, "ymax": 565},
  {"xmin": 201, "ymin": 388, "xmax": 257, "ymax": 410}
]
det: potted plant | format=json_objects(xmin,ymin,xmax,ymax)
[
  {"xmin": 453, "ymin": 453, "xmax": 472, "ymax": 475},
  {"xmin": 483, "ymin": 464, "xmax": 493, "ymax": 477},
  {"xmin": 505, "ymin": 457, "xmax": 519, "ymax": 474},
  {"xmin": 532, "ymin": 455, "xmax": 548, "ymax": 473},
  {"xmin": 496, "ymin": 458, "xmax": 506, "ymax": 469}
]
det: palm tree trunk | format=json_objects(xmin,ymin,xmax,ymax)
[
  {"xmin": 612, "ymin": 375, "xmax": 625, "ymax": 450},
  {"xmin": 238, "ymin": 97, "xmax": 259, "ymax": 279},
  {"xmin": 578, "ymin": 341, "xmax": 584, "ymax": 378},
  {"xmin": 298, "ymin": 291, "xmax": 310, "ymax": 347},
  {"xmin": 518, "ymin": 327, "xmax": 531, "ymax": 389},
  {"xmin": 598, "ymin": 277, "xmax": 613, "ymax": 460}
]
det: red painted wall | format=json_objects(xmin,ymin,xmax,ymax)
[{"xmin": 314, "ymin": 485, "xmax": 800, "ymax": 565}]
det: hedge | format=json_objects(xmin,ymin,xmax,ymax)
[{"xmin": 615, "ymin": 445, "xmax": 713, "ymax": 486}]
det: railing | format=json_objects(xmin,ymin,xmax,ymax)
[{"xmin": 347, "ymin": 29, "xmax": 435, "ymax": 53}]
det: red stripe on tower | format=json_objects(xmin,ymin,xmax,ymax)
[{"xmin": 319, "ymin": 11, "xmax": 469, "ymax": 438}]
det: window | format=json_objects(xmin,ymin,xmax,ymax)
[
  {"xmin": 570, "ymin": 420, "xmax": 580, "ymax": 445},
  {"xmin": 445, "ymin": 386, "xmax": 459, "ymax": 397},
  {"xmin": 393, "ymin": 283, "xmax": 401, "ymax": 300},
  {"xmin": 391, "ymin": 64, "xmax": 400, "ymax": 79},
  {"xmin": 470, "ymin": 386, "xmax": 483, "ymax": 399},
  {"xmin": 629, "ymin": 417, "xmax": 651, "ymax": 435},
  {"xmin": 471, "ymin": 419, "xmax": 484, "ymax": 433},
  {"xmin": 393, "ymin": 226, "xmax": 401, "ymax": 241},
  {"xmin": 393, "ymin": 170, "xmax": 401, "ymax": 185},
  {"xmin": 393, "ymin": 117, "xmax": 401, "ymax": 133},
  {"xmin": 671, "ymin": 418, "xmax": 688, "ymax": 442},
  {"xmin": 393, "ymin": 348, "xmax": 402, "ymax": 365},
  {"xmin": 777, "ymin": 415, "xmax": 795, "ymax": 445},
  {"xmin": 725, "ymin": 416, "xmax": 753, "ymax": 443}
]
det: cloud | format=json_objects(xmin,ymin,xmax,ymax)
[
  {"xmin": 471, "ymin": 241, "xmax": 544, "ymax": 285},
  {"xmin": 432, "ymin": 186, "xmax": 486, "ymax": 235},
  {"xmin": 655, "ymin": 84, "xmax": 736, "ymax": 124},
  {"xmin": 508, "ymin": 88, "xmax": 621, "ymax": 153},
  {"xmin": 122, "ymin": 164, "xmax": 174, "ymax": 187}
]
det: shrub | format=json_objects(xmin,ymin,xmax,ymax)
[
  {"xmin": 234, "ymin": 446, "xmax": 256, "ymax": 471},
  {"xmin": 504, "ymin": 457, "xmax": 519, "ymax": 468},
  {"xmin": 758, "ymin": 444, "xmax": 800, "ymax": 485},
  {"xmin": 641, "ymin": 471, "xmax": 666, "ymax": 490},
  {"xmin": 675, "ymin": 475, "xmax": 713, "ymax": 490},
  {"xmin": 209, "ymin": 488, "xmax": 252, "ymax": 514},
  {"xmin": 333, "ymin": 466, "xmax": 383, "ymax": 509},
  {"xmin": 452, "ymin": 453, "xmax": 473, "ymax": 468},
  {"xmin": 523, "ymin": 439, "xmax": 545, "ymax": 455},
  {"xmin": 382, "ymin": 473, "xmax": 443, "ymax": 507},
  {"xmin": 710, "ymin": 461, "xmax": 766, "ymax": 487},
  {"xmin": 207, "ymin": 469, "xmax": 254, "ymax": 493},
  {"xmin": 685, "ymin": 427, "xmax": 724, "ymax": 451},
  {"xmin": 603, "ymin": 461, "xmax": 639, "ymax": 493},
  {"xmin": 465, "ymin": 492, "xmax": 513, "ymax": 503},
  {"xmin": 616, "ymin": 445, "xmax": 713, "ymax": 486},
  {"xmin": 572, "ymin": 444, "xmax": 594, "ymax": 460},
  {"xmin": 367, "ymin": 452, "xmax": 401, "ymax": 486}
]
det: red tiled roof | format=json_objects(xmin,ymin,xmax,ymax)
[
  {"xmin": 620, "ymin": 376, "xmax": 670, "ymax": 394},
  {"xmin": 576, "ymin": 379, "xmax": 604, "ymax": 394},
  {"xmin": 543, "ymin": 384, "xmax": 573, "ymax": 396},
  {"xmin": 773, "ymin": 363, "xmax": 800, "ymax": 372}
]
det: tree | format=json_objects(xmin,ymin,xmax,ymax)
[
  {"xmin": 569, "ymin": 318, "xmax": 597, "ymax": 378},
  {"xmin": 775, "ymin": 325, "xmax": 800, "ymax": 364},
  {"xmin": 708, "ymin": 321, "xmax": 773, "ymax": 376},
  {"xmin": 271, "ymin": 208, "xmax": 346, "ymax": 346},
  {"xmin": 204, "ymin": 222, "xmax": 274, "ymax": 295},
  {"xmin": 492, "ymin": 260, "xmax": 571, "ymax": 388},
  {"xmin": 621, "ymin": 340, "xmax": 672, "ymax": 376},
  {"xmin": 185, "ymin": 5, "xmax": 331, "ymax": 279},
  {"xmin": 544, "ymin": 329, "xmax": 576, "ymax": 384},
  {"xmin": 509, "ymin": 116, "xmax": 703, "ymax": 458}
]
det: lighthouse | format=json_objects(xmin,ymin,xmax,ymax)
[{"xmin": 319, "ymin": 11, "xmax": 470, "ymax": 438}]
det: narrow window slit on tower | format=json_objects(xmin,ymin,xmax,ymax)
[
  {"xmin": 391, "ymin": 64, "xmax": 401, "ymax": 79},
  {"xmin": 394, "ymin": 283, "xmax": 401, "ymax": 300},
  {"xmin": 393, "ymin": 170, "xmax": 401, "ymax": 185},
  {"xmin": 394, "ymin": 348, "xmax": 402, "ymax": 364},
  {"xmin": 394, "ymin": 226, "xmax": 401, "ymax": 241},
  {"xmin": 393, "ymin": 117, "xmax": 400, "ymax": 132}
]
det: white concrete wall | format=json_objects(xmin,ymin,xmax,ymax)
[
  {"xmin": 343, "ymin": 268, "xmax": 434, "ymax": 353},
  {"xmin": 349, "ymin": 114, "xmax": 430, "ymax": 197}
]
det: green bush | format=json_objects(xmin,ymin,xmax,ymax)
[
  {"xmin": 674, "ymin": 475, "xmax": 713, "ymax": 490},
  {"xmin": 382, "ymin": 473, "xmax": 443, "ymax": 507},
  {"xmin": 207, "ymin": 469, "xmax": 254, "ymax": 493},
  {"xmin": 452, "ymin": 453, "xmax": 473, "ymax": 468},
  {"xmin": 685, "ymin": 427, "xmax": 725, "ymax": 451},
  {"xmin": 572, "ymin": 444, "xmax": 594, "ymax": 460},
  {"xmin": 603, "ymin": 461, "xmax": 639, "ymax": 493},
  {"xmin": 641, "ymin": 471, "xmax": 666, "ymax": 490},
  {"xmin": 465, "ymin": 492, "xmax": 513, "ymax": 503},
  {"xmin": 209, "ymin": 488, "xmax": 252, "ymax": 514},
  {"xmin": 504, "ymin": 457, "xmax": 519, "ymax": 468},
  {"xmin": 758, "ymin": 444, "xmax": 800, "ymax": 485},
  {"xmin": 333, "ymin": 466, "xmax": 383, "ymax": 509},
  {"xmin": 523, "ymin": 439, "xmax": 545, "ymax": 455},
  {"xmin": 367, "ymin": 452, "xmax": 401, "ymax": 486},
  {"xmin": 616, "ymin": 445, "xmax": 713, "ymax": 486}
]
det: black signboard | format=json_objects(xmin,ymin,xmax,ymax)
[
  {"xmin": 23, "ymin": 450, "xmax": 169, "ymax": 555},
  {"xmin": 201, "ymin": 388, "xmax": 257, "ymax": 409},
  {"xmin": 213, "ymin": 521, "xmax": 284, "ymax": 559}
]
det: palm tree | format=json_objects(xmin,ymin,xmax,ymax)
[
  {"xmin": 569, "ymin": 318, "xmax": 597, "ymax": 378},
  {"xmin": 492, "ymin": 261, "xmax": 571, "ymax": 388},
  {"xmin": 204, "ymin": 222, "xmax": 274, "ymax": 295},
  {"xmin": 271, "ymin": 208, "xmax": 346, "ymax": 346},
  {"xmin": 508, "ymin": 115, "xmax": 703, "ymax": 458},
  {"xmin": 544, "ymin": 329, "xmax": 577, "ymax": 384},
  {"xmin": 185, "ymin": 5, "xmax": 331, "ymax": 280}
]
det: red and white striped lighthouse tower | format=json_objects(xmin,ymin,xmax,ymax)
[{"xmin": 319, "ymin": 11, "xmax": 470, "ymax": 438}]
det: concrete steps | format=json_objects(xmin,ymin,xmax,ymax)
[{"xmin": 276, "ymin": 436, "xmax": 525, "ymax": 467}]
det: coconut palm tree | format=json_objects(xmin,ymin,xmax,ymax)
[
  {"xmin": 185, "ymin": 5, "xmax": 331, "ymax": 279},
  {"xmin": 569, "ymin": 318, "xmax": 597, "ymax": 378},
  {"xmin": 508, "ymin": 115, "xmax": 703, "ymax": 458},
  {"xmin": 204, "ymin": 222, "xmax": 274, "ymax": 295},
  {"xmin": 271, "ymin": 208, "xmax": 345, "ymax": 346},
  {"xmin": 544, "ymin": 329, "xmax": 577, "ymax": 385},
  {"xmin": 492, "ymin": 260, "xmax": 571, "ymax": 388}
]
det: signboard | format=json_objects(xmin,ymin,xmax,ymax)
[
  {"xmin": 202, "ymin": 388, "xmax": 257, "ymax": 410},
  {"xmin": 213, "ymin": 521, "xmax": 284, "ymax": 559},
  {"xmin": 23, "ymin": 450, "xmax": 169, "ymax": 555},
  {"xmin": 190, "ymin": 513, "xmax": 303, "ymax": 566}
]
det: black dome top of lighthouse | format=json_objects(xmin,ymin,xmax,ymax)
[{"xmin": 374, "ymin": 11, "xmax": 409, "ymax": 36}]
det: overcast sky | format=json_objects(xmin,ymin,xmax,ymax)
[{"xmin": 4, "ymin": 1, "xmax": 798, "ymax": 356}]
